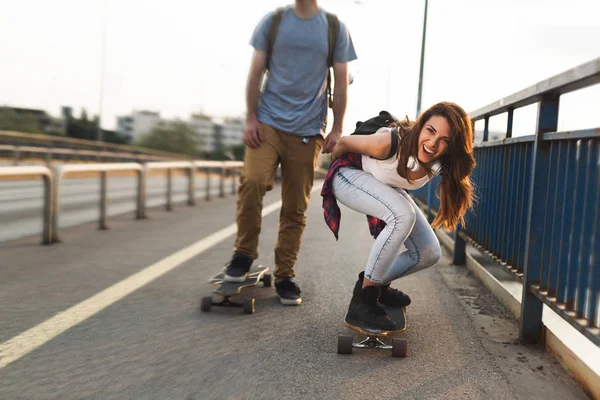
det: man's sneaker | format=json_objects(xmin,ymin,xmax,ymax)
[
  {"xmin": 223, "ymin": 253, "xmax": 253, "ymax": 282},
  {"xmin": 275, "ymin": 278, "xmax": 302, "ymax": 305},
  {"xmin": 380, "ymin": 284, "xmax": 411, "ymax": 308}
]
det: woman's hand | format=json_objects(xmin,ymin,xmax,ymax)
[{"xmin": 331, "ymin": 138, "xmax": 347, "ymax": 161}]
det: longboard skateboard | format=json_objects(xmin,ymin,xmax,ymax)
[
  {"xmin": 200, "ymin": 265, "xmax": 272, "ymax": 314},
  {"xmin": 337, "ymin": 306, "xmax": 408, "ymax": 357}
]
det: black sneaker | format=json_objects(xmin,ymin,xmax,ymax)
[
  {"xmin": 355, "ymin": 271, "xmax": 411, "ymax": 308},
  {"xmin": 380, "ymin": 284, "xmax": 411, "ymax": 308},
  {"xmin": 275, "ymin": 278, "xmax": 302, "ymax": 306},
  {"xmin": 344, "ymin": 274, "xmax": 396, "ymax": 332},
  {"xmin": 223, "ymin": 253, "xmax": 253, "ymax": 282}
]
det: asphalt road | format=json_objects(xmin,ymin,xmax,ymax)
[{"xmin": 0, "ymin": 182, "xmax": 586, "ymax": 399}]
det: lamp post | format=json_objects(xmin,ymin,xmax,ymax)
[
  {"xmin": 96, "ymin": 0, "xmax": 108, "ymax": 141},
  {"xmin": 415, "ymin": 0, "xmax": 428, "ymax": 118}
]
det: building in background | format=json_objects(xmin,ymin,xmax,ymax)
[
  {"xmin": 189, "ymin": 113, "xmax": 215, "ymax": 153},
  {"xmin": 115, "ymin": 110, "xmax": 245, "ymax": 157},
  {"xmin": 221, "ymin": 117, "xmax": 244, "ymax": 149},
  {"xmin": 116, "ymin": 110, "xmax": 163, "ymax": 141}
]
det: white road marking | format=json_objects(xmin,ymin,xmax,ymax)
[{"xmin": 0, "ymin": 184, "xmax": 322, "ymax": 369}]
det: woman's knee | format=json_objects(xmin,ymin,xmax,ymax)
[
  {"xmin": 421, "ymin": 241, "xmax": 442, "ymax": 267},
  {"xmin": 386, "ymin": 203, "xmax": 416, "ymax": 230}
]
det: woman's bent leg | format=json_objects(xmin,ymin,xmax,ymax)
[
  {"xmin": 332, "ymin": 168, "xmax": 418, "ymax": 332},
  {"xmin": 332, "ymin": 168, "xmax": 417, "ymax": 284},
  {"xmin": 380, "ymin": 189, "xmax": 442, "ymax": 283}
]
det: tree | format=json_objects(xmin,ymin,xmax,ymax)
[
  {"xmin": 0, "ymin": 108, "xmax": 43, "ymax": 133},
  {"xmin": 67, "ymin": 117, "xmax": 96, "ymax": 140},
  {"xmin": 136, "ymin": 122, "xmax": 199, "ymax": 157},
  {"xmin": 230, "ymin": 144, "xmax": 245, "ymax": 160}
]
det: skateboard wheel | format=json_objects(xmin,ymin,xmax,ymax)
[
  {"xmin": 200, "ymin": 296, "xmax": 212, "ymax": 312},
  {"xmin": 391, "ymin": 338, "xmax": 407, "ymax": 357},
  {"xmin": 262, "ymin": 273, "xmax": 273, "ymax": 288},
  {"xmin": 337, "ymin": 335, "xmax": 353, "ymax": 355},
  {"xmin": 243, "ymin": 298, "xmax": 255, "ymax": 314}
]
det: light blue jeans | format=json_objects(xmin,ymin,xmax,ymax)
[{"xmin": 332, "ymin": 167, "xmax": 442, "ymax": 284}]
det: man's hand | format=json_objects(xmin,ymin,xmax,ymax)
[
  {"xmin": 321, "ymin": 129, "xmax": 342, "ymax": 154},
  {"xmin": 331, "ymin": 138, "xmax": 346, "ymax": 161},
  {"xmin": 243, "ymin": 116, "xmax": 263, "ymax": 149}
]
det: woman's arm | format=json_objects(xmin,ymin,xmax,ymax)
[{"xmin": 331, "ymin": 129, "xmax": 392, "ymax": 160}]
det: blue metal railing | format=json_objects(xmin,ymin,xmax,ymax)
[{"xmin": 413, "ymin": 57, "xmax": 600, "ymax": 346}]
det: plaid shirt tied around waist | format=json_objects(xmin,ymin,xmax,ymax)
[{"xmin": 320, "ymin": 152, "xmax": 386, "ymax": 240}]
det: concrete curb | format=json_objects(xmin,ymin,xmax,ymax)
[{"xmin": 434, "ymin": 228, "xmax": 600, "ymax": 400}]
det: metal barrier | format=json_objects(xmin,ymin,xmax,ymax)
[
  {"xmin": 0, "ymin": 130, "xmax": 186, "ymax": 160},
  {"xmin": 412, "ymin": 57, "xmax": 600, "ymax": 346},
  {"xmin": 1, "ymin": 161, "xmax": 246, "ymax": 244},
  {"xmin": 0, "ymin": 166, "xmax": 54, "ymax": 244},
  {"xmin": 143, "ymin": 161, "xmax": 195, "ymax": 215},
  {"xmin": 51, "ymin": 163, "xmax": 144, "ymax": 243},
  {"xmin": 194, "ymin": 161, "xmax": 243, "ymax": 201},
  {"xmin": 0, "ymin": 143, "xmax": 173, "ymax": 164}
]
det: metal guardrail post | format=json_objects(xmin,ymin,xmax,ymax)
[
  {"xmin": 0, "ymin": 166, "xmax": 55, "ymax": 245},
  {"xmin": 219, "ymin": 166, "xmax": 226, "ymax": 198},
  {"xmin": 506, "ymin": 108, "xmax": 514, "ymax": 138},
  {"xmin": 188, "ymin": 167, "xmax": 196, "ymax": 206},
  {"xmin": 166, "ymin": 168, "xmax": 173, "ymax": 211},
  {"xmin": 205, "ymin": 167, "xmax": 211, "ymax": 201},
  {"xmin": 452, "ymin": 227, "xmax": 467, "ymax": 265},
  {"xmin": 137, "ymin": 166, "xmax": 146, "ymax": 219},
  {"xmin": 99, "ymin": 171, "xmax": 108, "ymax": 230},
  {"xmin": 144, "ymin": 161, "xmax": 195, "ymax": 214},
  {"xmin": 519, "ymin": 93, "xmax": 560, "ymax": 344},
  {"xmin": 231, "ymin": 168, "xmax": 236, "ymax": 195},
  {"xmin": 51, "ymin": 166, "xmax": 62, "ymax": 243},
  {"xmin": 42, "ymin": 173, "xmax": 53, "ymax": 244},
  {"xmin": 483, "ymin": 116, "xmax": 490, "ymax": 142},
  {"xmin": 51, "ymin": 163, "xmax": 143, "ymax": 243}
]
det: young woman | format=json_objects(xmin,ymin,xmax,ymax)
[{"xmin": 321, "ymin": 102, "xmax": 476, "ymax": 332}]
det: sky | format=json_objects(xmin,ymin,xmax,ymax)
[{"xmin": 1, "ymin": 0, "xmax": 599, "ymax": 138}]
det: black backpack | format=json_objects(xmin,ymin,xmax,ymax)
[
  {"xmin": 351, "ymin": 110, "xmax": 400, "ymax": 160},
  {"xmin": 266, "ymin": 8, "xmax": 339, "ymax": 109},
  {"xmin": 351, "ymin": 110, "xmax": 398, "ymax": 135}
]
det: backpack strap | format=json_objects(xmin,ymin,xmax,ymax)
[
  {"xmin": 266, "ymin": 8, "xmax": 285, "ymax": 70},
  {"xmin": 325, "ymin": 12, "xmax": 339, "ymax": 108},
  {"xmin": 387, "ymin": 128, "xmax": 400, "ymax": 159}
]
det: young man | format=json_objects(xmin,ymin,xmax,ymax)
[{"xmin": 223, "ymin": 0, "xmax": 357, "ymax": 305}]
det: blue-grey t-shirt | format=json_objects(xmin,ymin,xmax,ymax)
[{"xmin": 250, "ymin": 7, "xmax": 357, "ymax": 136}]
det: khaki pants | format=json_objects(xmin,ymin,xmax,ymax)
[{"xmin": 234, "ymin": 123, "xmax": 323, "ymax": 281}]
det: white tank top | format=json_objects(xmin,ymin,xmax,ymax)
[{"xmin": 361, "ymin": 128, "xmax": 430, "ymax": 190}]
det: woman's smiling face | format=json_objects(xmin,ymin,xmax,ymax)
[{"xmin": 417, "ymin": 115, "xmax": 451, "ymax": 164}]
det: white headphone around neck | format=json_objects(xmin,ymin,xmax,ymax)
[{"xmin": 407, "ymin": 156, "xmax": 443, "ymax": 176}]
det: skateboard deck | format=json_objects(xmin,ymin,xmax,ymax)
[
  {"xmin": 200, "ymin": 265, "xmax": 272, "ymax": 314},
  {"xmin": 338, "ymin": 306, "xmax": 408, "ymax": 357}
]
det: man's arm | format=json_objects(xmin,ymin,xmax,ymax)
[
  {"xmin": 244, "ymin": 50, "xmax": 268, "ymax": 148},
  {"xmin": 331, "ymin": 61, "xmax": 348, "ymax": 133},
  {"xmin": 322, "ymin": 61, "xmax": 349, "ymax": 153}
]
